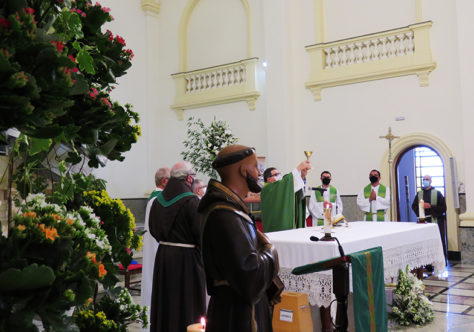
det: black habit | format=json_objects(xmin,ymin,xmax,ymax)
[
  {"xmin": 198, "ymin": 179, "xmax": 277, "ymax": 332},
  {"xmin": 149, "ymin": 177, "xmax": 206, "ymax": 332},
  {"xmin": 412, "ymin": 187, "xmax": 447, "ymax": 258}
]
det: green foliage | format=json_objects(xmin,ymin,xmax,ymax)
[
  {"xmin": 0, "ymin": 0, "xmax": 140, "ymax": 168},
  {"xmin": 181, "ymin": 117, "xmax": 238, "ymax": 179},
  {"xmin": 82, "ymin": 190, "xmax": 143, "ymax": 269},
  {"xmin": 0, "ymin": 194, "xmax": 114, "ymax": 331},
  {"xmin": 75, "ymin": 287, "xmax": 148, "ymax": 332},
  {"xmin": 390, "ymin": 265, "xmax": 434, "ymax": 326}
]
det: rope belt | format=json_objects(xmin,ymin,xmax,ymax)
[
  {"xmin": 159, "ymin": 241, "xmax": 195, "ymax": 248},
  {"xmin": 213, "ymin": 280, "xmax": 231, "ymax": 287}
]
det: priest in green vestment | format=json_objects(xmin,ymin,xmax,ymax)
[{"xmin": 261, "ymin": 160, "xmax": 311, "ymax": 232}]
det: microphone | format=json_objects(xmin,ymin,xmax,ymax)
[
  {"xmin": 309, "ymin": 236, "xmax": 320, "ymax": 242},
  {"xmin": 333, "ymin": 237, "xmax": 345, "ymax": 257}
]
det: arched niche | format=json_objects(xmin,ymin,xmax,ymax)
[
  {"xmin": 379, "ymin": 132, "xmax": 459, "ymax": 252},
  {"xmin": 178, "ymin": 0, "xmax": 252, "ymax": 72}
]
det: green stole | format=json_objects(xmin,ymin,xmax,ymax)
[
  {"xmin": 148, "ymin": 190, "xmax": 161, "ymax": 200},
  {"xmin": 418, "ymin": 189, "xmax": 438, "ymax": 223},
  {"xmin": 155, "ymin": 191, "xmax": 195, "ymax": 207},
  {"xmin": 351, "ymin": 247, "xmax": 388, "ymax": 332},
  {"xmin": 364, "ymin": 184, "xmax": 386, "ymax": 222},
  {"xmin": 315, "ymin": 185, "xmax": 337, "ymax": 226},
  {"xmin": 261, "ymin": 173, "xmax": 304, "ymax": 232}
]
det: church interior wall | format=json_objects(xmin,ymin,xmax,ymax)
[{"xmin": 94, "ymin": 0, "xmax": 470, "ymax": 233}]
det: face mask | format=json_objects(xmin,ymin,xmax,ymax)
[
  {"xmin": 246, "ymin": 173, "xmax": 262, "ymax": 193},
  {"xmin": 423, "ymin": 180, "xmax": 430, "ymax": 188},
  {"xmin": 369, "ymin": 175, "xmax": 378, "ymax": 183},
  {"xmin": 274, "ymin": 174, "xmax": 283, "ymax": 182},
  {"xmin": 322, "ymin": 177, "xmax": 331, "ymax": 185}
]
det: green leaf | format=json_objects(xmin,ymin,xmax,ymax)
[
  {"xmin": 77, "ymin": 49, "xmax": 95, "ymax": 75},
  {"xmin": 0, "ymin": 264, "xmax": 55, "ymax": 291},
  {"xmin": 29, "ymin": 138, "xmax": 52, "ymax": 155},
  {"xmin": 99, "ymin": 138, "xmax": 118, "ymax": 156}
]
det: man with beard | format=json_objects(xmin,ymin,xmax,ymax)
[
  {"xmin": 198, "ymin": 145, "xmax": 281, "ymax": 332},
  {"xmin": 149, "ymin": 161, "xmax": 206, "ymax": 332},
  {"xmin": 357, "ymin": 169, "xmax": 391, "ymax": 221}
]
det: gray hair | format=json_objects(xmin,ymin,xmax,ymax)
[
  {"xmin": 155, "ymin": 167, "xmax": 170, "ymax": 187},
  {"xmin": 171, "ymin": 161, "xmax": 194, "ymax": 179}
]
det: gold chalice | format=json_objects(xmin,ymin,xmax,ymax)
[{"xmin": 304, "ymin": 150, "xmax": 313, "ymax": 161}]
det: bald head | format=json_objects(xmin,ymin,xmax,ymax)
[
  {"xmin": 213, "ymin": 145, "xmax": 261, "ymax": 198},
  {"xmin": 171, "ymin": 161, "xmax": 194, "ymax": 179},
  {"xmin": 155, "ymin": 167, "xmax": 170, "ymax": 188},
  {"xmin": 214, "ymin": 145, "xmax": 254, "ymax": 179}
]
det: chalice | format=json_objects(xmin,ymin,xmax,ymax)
[{"xmin": 304, "ymin": 150, "xmax": 313, "ymax": 161}]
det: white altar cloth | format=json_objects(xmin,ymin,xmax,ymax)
[{"xmin": 266, "ymin": 222, "xmax": 446, "ymax": 307}]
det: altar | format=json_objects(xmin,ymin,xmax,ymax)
[{"xmin": 266, "ymin": 222, "xmax": 446, "ymax": 308}]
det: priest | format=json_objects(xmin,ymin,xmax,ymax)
[
  {"xmin": 411, "ymin": 174, "xmax": 447, "ymax": 258},
  {"xmin": 357, "ymin": 169, "xmax": 391, "ymax": 221},
  {"xmin": 308, "ymin": 171, "xmax": 343, "ymax": 226},
  {"xmin": 261, "ymin": 160, "xmax": 311, "ymax": 232},
  {"xmin": 148, "ymin": 162, "xmax": 206, "ymax": 332},
  {"xmin": 141, "ymin": 167, "xmax": 169, "ymax": 311},
  {"xmin": 198, "ymin": 145, "xmax": 280, "ymax": 332}
]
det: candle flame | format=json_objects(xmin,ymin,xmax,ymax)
[{"xmin": 200, "ymin": 317, "xmax": 206, "ymax": 329}]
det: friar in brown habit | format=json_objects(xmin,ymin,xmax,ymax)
[
  {"xmin": 149, "ymin": 161, "xmax": 206, "ymax": 332},
  {"xmin": 198, "ymin": 145, "xmax": 281, "ymax": 332}
]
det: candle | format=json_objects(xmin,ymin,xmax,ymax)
[
  {"xmin": 419, "ymin": 199, "xmax": 425, "ymax": 219},
  {"xmin": 201, "ymin": 317, "xmax": 206, "ymax": 331}
]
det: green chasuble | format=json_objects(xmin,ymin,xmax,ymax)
[{"xmin": 261, "ymin": 173, "xmax": 305, "ymax": 233}]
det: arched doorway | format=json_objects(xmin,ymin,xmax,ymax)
[
  {"xmin": 396, "ymin": 146, "xmax": 445, "ymax": 222},
  {"xmin": 379, "ymin": 132, "xmax": 459, "ymax": 253}
]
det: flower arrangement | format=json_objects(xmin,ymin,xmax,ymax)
[
  {"xmin": 82, "ymin": 190, "xmax": 143, "ymax": 269},
  {"xmin": 181, "ymin": 117, "xmax": 238, "ymax": 178},
  {"xmin": 0, "ymin": 0, "xmax": 140, "ymax": 168},
  {"xmin": 0, "ymin": 193, "xmax": 114, "ymax": 330},
  {"xmin": 75, "ymin": 287, "xmax": 148, "ymax": 332},
  {"xmin": 390, "ymin": 265, "xmax": 434, "ymax": 326}
]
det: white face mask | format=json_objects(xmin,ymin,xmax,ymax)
[{"xmin": 274, "ymin": 174, "xmax": 283, "ymax": 182}]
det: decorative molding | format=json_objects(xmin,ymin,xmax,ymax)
[
  {"xmin": 178, "ymin": 0, "xmax": 252, "ymax": 72},
  {"xmin": 460, "ymin": 212, "xmax": 474, "ymax": 227},
  {"xmin": 379, "ymin": 132, "xmax": 459, "ymax": 252},
  {"xmin": 305, "ymin": 21, "xmax": 436, "ymax": 101},
  {"xmin": 171, "ymin": 58, "xmax": 260, "ymax": 118},
  {"xmin": 141, "ymin": 0, "xmax": 160, "ymax": 16}
]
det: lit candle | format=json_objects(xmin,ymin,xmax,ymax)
[
  {"xmin": 201, "ymin": 317, "xmax": 206, "ymax": 332},
  {"xmin": 419, "ymin": 199, "xmax": 425, "ymax": 219}
]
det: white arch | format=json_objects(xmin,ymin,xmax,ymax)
[
  {"xmin": 380, "ymin": 132, "xmax": 459, "ymax": 252},
  {"xmin": 178, "ymin": 0, "xmax": 252, "ymax": 72}
]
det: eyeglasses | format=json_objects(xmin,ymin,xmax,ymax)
[{"xmin": 271, "ymin": 172, "xmax": 280, "ymax": 177}]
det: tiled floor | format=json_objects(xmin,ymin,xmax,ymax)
[{"xmin": 129, "ymin": 261, "xmax": 474, "ymax": 331}]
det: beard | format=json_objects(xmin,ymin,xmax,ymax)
[{"xmin": 246, "ymin": 174, "xmax": 262, "ymax": 193}]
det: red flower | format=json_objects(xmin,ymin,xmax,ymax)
[
  {"xmin": 89, "ymin": 87, "xmax": 99, "ymax": 99},
  {"xmin": 52, "ymin": 40, "xmax": 65, "ymax": 53},
  {"xmin": 23, "ymin": 7, "xmax": 34, "ymax": 15},
  {"xmin": 115, "ymin": 35, "xmax": 126, "ymax": 46},
  {"xmin": 101, "ymin": 98, "xmax": 112, "ymax": 108},
  {"xmin": 0, "ymin": 17, "xmax": 11, "ymax": 28},
  {"xmin": 102, "ymin": 7, "xmax": 111, "ymax": 13},
  {"xmin": 68, "ymin": 54, "xmax": 76, "ymax": 62}
]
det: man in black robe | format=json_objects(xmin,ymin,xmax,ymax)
[
  {"xmin": 412, "ymin": 174, "xmax": 447, "ymax": 259},
  {"xmin": 198, "ymin": 145, "xmax": 280, "ymax": 332},
  {"xmin": 149, "ymin": 161, "xmax": 206, "ymax": 332}
]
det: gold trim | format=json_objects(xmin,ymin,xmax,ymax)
[{"xmin": 141, "ymin": 0, "xmax": 160, "ymax": 16}]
